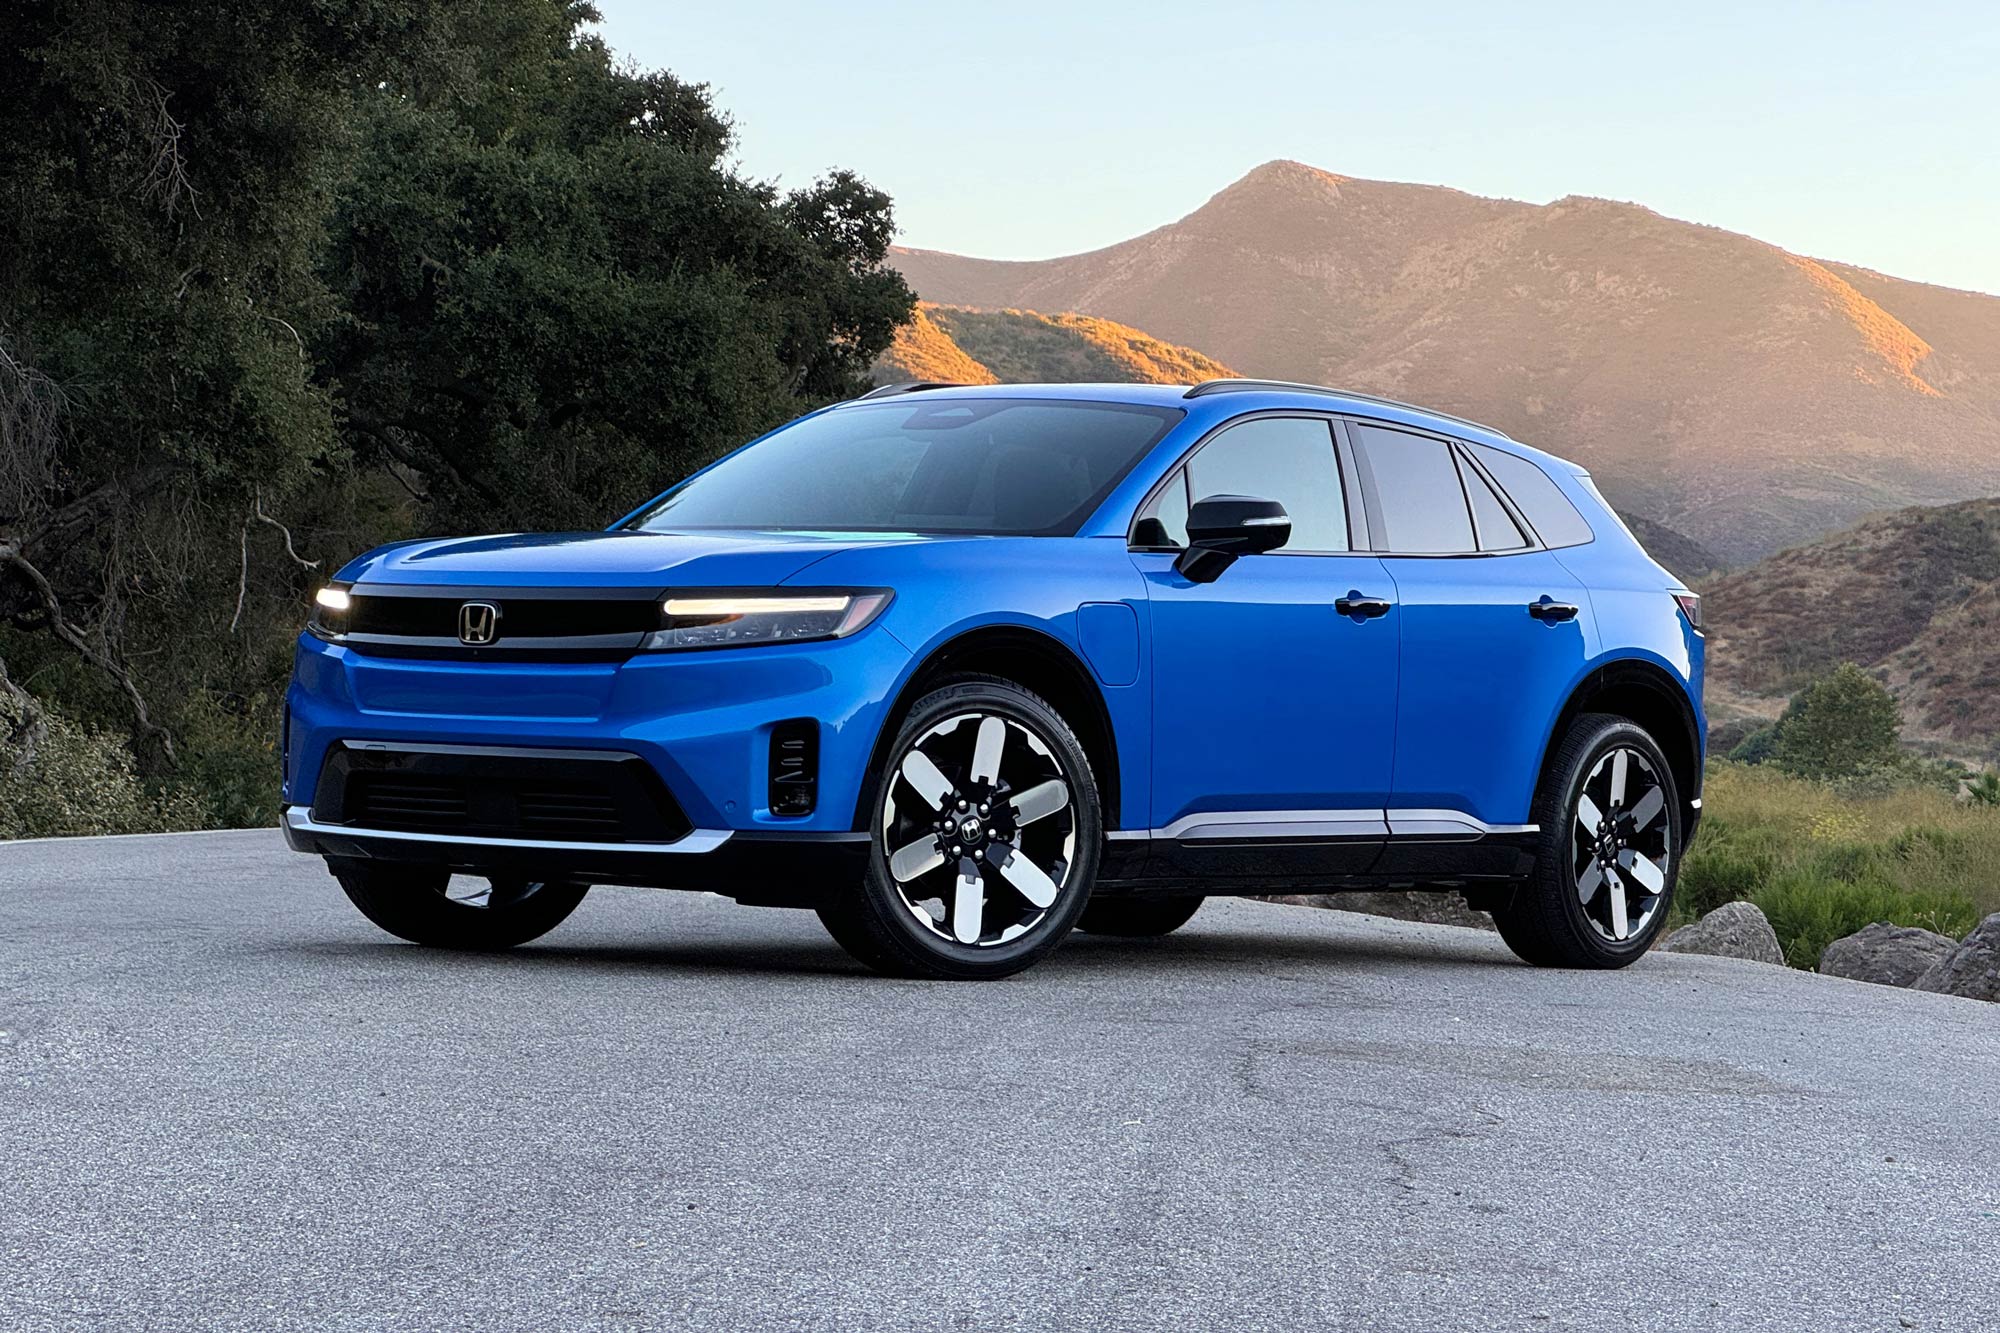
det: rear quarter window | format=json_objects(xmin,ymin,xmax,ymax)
[{"xmin": 1465, "ymin": 442, "xmax": 1595, "ymax": 549}]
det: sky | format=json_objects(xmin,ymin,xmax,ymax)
[{"xmin": 593, "ymin": 1, "xmax": 2000, "ymax": 295}]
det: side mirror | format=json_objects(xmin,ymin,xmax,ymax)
[{"xmin": 1174, "ymin": 494, "xmax": 1290, "ymax": 582}]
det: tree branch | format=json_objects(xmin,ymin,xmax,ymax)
[{"xmin": 0, "ymin": 539, "xmax": 174, "ymax": 763}]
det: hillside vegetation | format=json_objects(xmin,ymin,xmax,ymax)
[
  {"xmin": 894, "ymin": 160, "xmax": 2000, "ymax": 563},
  {"xmin": 1705, "ymin": 497, "xmax": 2000, "ymax": 748},
  {"xmin": 875, "ymin": 302, "xmax": 1236, "ymax": 386},
  {"xmin": 1679, "ymin": 762, "xmax": 1997, "ymax": 968}
]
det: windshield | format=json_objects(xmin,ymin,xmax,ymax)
[{"xmin": 625, "ymin": 398, "xmax": 1182, "ymax": 536}]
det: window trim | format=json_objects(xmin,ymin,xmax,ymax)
[
  {"xmin": 1345, "ymin": 416, "xmax": 1554, "ymax": 559},
  {"xmin": 1125, "ymin": 410, "xmax": 1369, "ymax": 557}
]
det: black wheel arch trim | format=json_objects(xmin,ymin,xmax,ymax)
[
  {"xmin": 853, "ymin": 624, "xmax": 1120, "ymax": 834},
  {"xmin": 1538, "ymin": 658, "xmax": 1703, "ymax": 840}
]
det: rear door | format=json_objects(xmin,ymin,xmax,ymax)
[
  {"xmin": 1347, "ymin": 420, "xmax": 1594, "ymax": 845},
  {"xmin": 1132, "ymin": 414, "xmax": 1398, "ymax": 877}
]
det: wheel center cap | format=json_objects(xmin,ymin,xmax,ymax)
[{"xmin": 957, "ymin": 815, "xmax": 985, "ymax": 845}]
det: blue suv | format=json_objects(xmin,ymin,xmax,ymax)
[{"xmin": 284, "ymin": 380, "xmax": 1704, "ymax": 979}]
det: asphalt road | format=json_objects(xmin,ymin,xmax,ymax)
[{"xmin": 3, "ymin": 831, "xmax": 1997, "ymax": 1332}]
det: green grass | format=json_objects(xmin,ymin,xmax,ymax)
[{"xmin": 1680, "ymin": 761, "xmax": 1997, "ymax": 967}]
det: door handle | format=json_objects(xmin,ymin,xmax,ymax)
[
  {"xmin": 1336, "ymin": 592, "xmax": 1393, "ymax": 620},
  {"xmin": 1529, "ymin": 596, "xmax": 1579, "ymax": 622}
]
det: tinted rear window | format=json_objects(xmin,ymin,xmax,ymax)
[
  {"xmin": 628, "ymin": 399, "xmax": 1181, "ymax": 536},
  {"xmin": 1465, "ymin": 442, "xmax": 1595, "ymax": 548},
  {"xmin": 1353, "ymin": 424, "xmax": 1476, "ymax": 554}
]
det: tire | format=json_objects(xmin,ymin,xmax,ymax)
[
  {"xmin": 1077, "ymin": 894, "xmax": 1204, "ymax": 937},
  {"xmin": 817, "ymin": 675, "xmax": 1102, "ymax": 980},
  {"xmin": 1492, "ymin": 712, "xmax": 1682, "ymax": 968},
  {"xmin": 332, "ymin": 860, "xmax": 589, "ymax": 950}
]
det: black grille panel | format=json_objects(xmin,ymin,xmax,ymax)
[
  {"xmin": 314, "ymin": 745, "xmax": 691, "ymax": 843},
  {"xmin": 348, "ymin": 595, "xmax": 661, "ymax": 638}
]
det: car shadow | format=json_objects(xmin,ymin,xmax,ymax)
[{"xmin": 281, "ymin": 906, "xmax": 1523, "ymax": 982}]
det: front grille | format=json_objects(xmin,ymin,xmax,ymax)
[
  {"xmin": 314, "ymin": 744, "xmax": 691, "ymax": 843},
  {"xmin": 317, "ymin": 586, "xmax": 663, "ymax": 658},
  {"xmin": 350, "ymin": 776, "xmax": 470, "ymax": 829},
  {"xmin": 346, "ymin": 594, "xmax": 661, "ymax": 639}
]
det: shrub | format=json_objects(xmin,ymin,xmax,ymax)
[
  {"xmin": 1968, "ymin": 772, "xmax": 2000, "ymax": 807},
  {"xmin": 1752, "ymin": 873, "xmax": 1977, "ymax": 969},
  {"xmin": 0, "ymin": 695, "xmax": 205, "ymax": 839},
  {"xmin": 1729, "ymin": 725, "xmax": 1781, "ymax": 766},
  {"xmin": 1772, "ymin": 663, "xmax": 1902, "ymax": 779}
]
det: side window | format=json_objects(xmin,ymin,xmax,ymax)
[
  {"xmin": 1183, "ymin": 417, "xmax": 1349, "ymax": 551},
  {"xmin": 1352, "ymin": 424, "xmax": 1476, "ymax": 554},
  {"xmin": 1465, "ymin": 442, "xmax": 1595, "ymax": 548},
  {"xmin": 1457, "ymin": 451, "xmax": 1529, "ymax": 551},
  {"xmin": 1133, "ymin": 472, "xmax": 1189, "ymax": 548}
]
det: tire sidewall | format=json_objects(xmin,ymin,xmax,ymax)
[
  {"xmin": 1536, "ymin": 718, "xmax": 1682, "ymax": 963},
  {"xmin": 859, "ymin": 678, "xmax": 1102, "ymax": 977}
]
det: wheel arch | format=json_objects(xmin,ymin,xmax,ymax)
[
  {"xmin": 1538, "ymin": 657, "xmax": 1703, "ymax": 834},
  {"xmin": 852, "ymin": 624, "xmax": 1120, "ymax": 832}
]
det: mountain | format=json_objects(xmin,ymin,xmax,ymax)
[
  {"xmin": 1704, "ymin": 497, "xmax": 2000, "ymax": 746},
  {"xmin": 892, "ymin": 161, "xmax": 2000, "ymax": 563},
  {"xmin": 874, "ymin": 302, "xmax": 1236, "ymax": 386}
]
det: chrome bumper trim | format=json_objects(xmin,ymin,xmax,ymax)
[{"xmin": 282, "ymin": 806, "xmax": 734, "ymax": 855}]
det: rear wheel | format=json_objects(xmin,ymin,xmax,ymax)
[
  {"xmin": 1492, "ymin": 713, "xmax": 1681, "ymax": 968},
  {"xmin": 332, "ymin": 861, "xmax": 588, "ymax": 950},
  {"xmin": 1077, "ymin": 894, "xmax": 1204, "ymax": 937},
  {"xmin": 817, "ymin": 676, "xmax": 1101, "ymax": 980}
]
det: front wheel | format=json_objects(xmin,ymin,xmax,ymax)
[
  {"xmin": 1492, "ymin": 713, "xmax": 1681, "ymax": 968},
  {"xmin": 817, "ymin": 676, "xmax": 1101, "ymax": 980},
  {"xmin": 332, "ymin": 861, "xmax": 589, "ymax": 950}
]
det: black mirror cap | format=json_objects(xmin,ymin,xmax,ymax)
[{"xmin": 1186, "ymin": 494, "xmax": 1291, "ymax": 555}]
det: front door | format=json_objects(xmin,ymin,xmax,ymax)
[{"xmin": 1134, "ymin": 415, "xmax": 1400, "ymax": 877}]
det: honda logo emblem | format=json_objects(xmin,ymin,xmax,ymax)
[{"xmin": 457, "ymin": 602, "xmax": 500, "ymax": 645}]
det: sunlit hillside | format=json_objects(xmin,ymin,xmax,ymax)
[{"xmin": 875, "ymin": 302, "xmax": 1236, "ymax": 386}]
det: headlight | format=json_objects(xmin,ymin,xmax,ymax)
[
  {"xmin": 309, "ymin": 584, "xmax": 353, "ymax": 637},
  {"xmin": 647, "ymin": 590, "xmax": 891, "ymax": 650}
]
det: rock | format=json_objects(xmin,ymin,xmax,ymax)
[
  {"xmin": 1256, "ymin": 890, "xmax": 1495, "ymax": 931},
  {"xmin": 1911, "ymin": 913, "xmax": 2000, "ymax": 1002},
  {"xmin": 1818, "ymin": 922, "xmax": 1958, "ymax": 988},
  {"xmin": 1658, "ymin": 901, "xmax": 1785, "ymax": 965}
]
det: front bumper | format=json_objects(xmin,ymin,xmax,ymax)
[
  {"xmin": 285, "ymin": 622, "xmax": 912, "ymax": 836},
  {"xmin": 282, "ymin": 805, "xmax": 867, "ymax": 903}
]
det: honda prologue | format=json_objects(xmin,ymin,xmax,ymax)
[{"xmin": 285, "ymin": 380, "xmax": 1704, "ymax": 979}]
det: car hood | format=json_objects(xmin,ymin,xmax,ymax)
[{"xmin": 336, "ymin": 530, "xmax": 927, "ymax": 590}]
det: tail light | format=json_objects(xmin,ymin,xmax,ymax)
[{"xmin": 1672, "ymin": 591, "xmax": 1703, "ymax": 633}]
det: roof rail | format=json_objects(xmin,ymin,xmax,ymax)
[
  {"xmin": 1183, "ymin": 378, "xmax": 1511, "ymax": 440},
  {"xmin": 855, "ymin": 381, "xmax": 967, "ymax": 401}
]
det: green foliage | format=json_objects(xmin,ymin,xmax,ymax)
[
  {"xmin": 0, "ymin": 1, "xmax": 913, "ymax": 831},
  {"xmin": 1752, "ymin": 873, "xmax": 1976, "ymax": 970},
  {"xmin": 0, "ymin": 694, "xmax": 203, "ymax": 840},
  {"xmin": 1968, "ymin": 772, "xmax": 2000, "ymax": 807},
  {"xmin": 1771, "ymin": 663, "xmax": 1902, "ymax": 779},
  {"xmin": 1728, "ymin": 724, "xmax": 1781, "ymax": 766},
  {"xmin": 1676, "ymin": 761, "xmax": 2000, "ymax": 965}
]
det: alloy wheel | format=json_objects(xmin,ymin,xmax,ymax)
[
  {"xmin": 881, "ymin": 711, "xmax": 1078, "ymax": 947},
  {"xmin": 1570, "ymin": 746, "xmax": 1673, "ymax": 943}
]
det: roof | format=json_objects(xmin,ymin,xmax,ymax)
[{"xmin": 848, "ymin": 380, "xmax": 1534, "ymax": 455}]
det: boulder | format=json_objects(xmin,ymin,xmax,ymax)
[
  {"xmin": 1912, "ymin": 913, "xmax": 2000, "ymax": 1003},
  {"xmin": 1818, "ymin": 922, "xmax": 1957, "ymax": 988},
  {"xmin": 1258, "ymin": 890, "xmax": 1495, "ymax": 931},
  {"xmin": 1658, "ymin": 901, "xmax": 1785, "ymax": 965}
]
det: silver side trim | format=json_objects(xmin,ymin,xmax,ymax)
[
  {"xmin": 1157, "ymin": 808, "xmax": 1387, "ymax": 841},
  {"xmin": 283, "ymin": 806, "xmax": 734, "ymax": 855},
  {"xmin": 1112, "ymin": 807, "xmax": 1538, "ymax": 842},
  {"xmin": 1387, "ymin": 809, "xmax": 1540, "ymax": 839}
]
